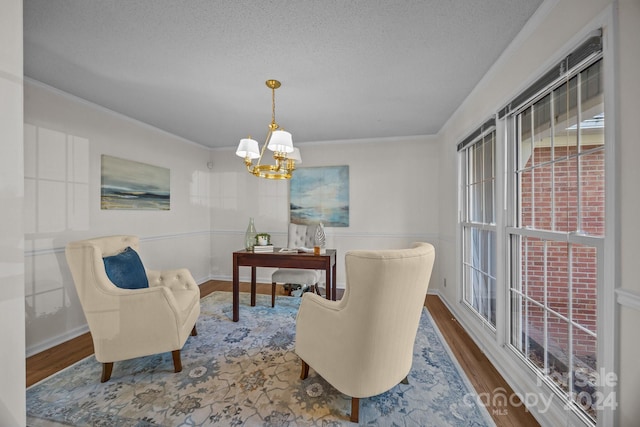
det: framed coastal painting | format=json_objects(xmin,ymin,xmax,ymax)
[
  {"xmin": 101, "ymin": 155, "xmax": 170, "ymax": 210},
  {"xmin": 289, "ymin": 165, "xmax": 349, "ymax": 227}
]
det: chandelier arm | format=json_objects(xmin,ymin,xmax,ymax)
[{"xmin": 254, "ymin": 128, "xmax": 274, "ymax": 167}]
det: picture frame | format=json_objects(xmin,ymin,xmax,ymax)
[
  {"xmin": 101, "ymin": 155, "xmax": 170, "ymax": 210},
  {"xmin": 289, "ymin": 165, "xmax": 349, "ymax": 227}
]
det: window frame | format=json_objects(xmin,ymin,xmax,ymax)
[
  {"xmin": 504, "ymin": 53, "xmax": 611, "ymax": 426},
  {"xmin": 459, "ymin": 121, "xmax": 499, "ymax": 329}
]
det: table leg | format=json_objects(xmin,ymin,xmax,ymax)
[
  {"xmin": 250, "ymin": 266, "xmax": 257, "ymax": 306},
  {"xmin": 325, "ymin": 265, "xmax": 331, "ymax": 301},
  {"xmin": 332, "ymin": 261, "xmax": 337, "ymax": 301},
  {"xmin": 233, "ymin": 258, "xmax": 239, "ymax": 322}
]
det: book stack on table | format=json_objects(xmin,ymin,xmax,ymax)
[{"xmin": 253, "ymin": 245, "xmax": 274, "ymax": 253}]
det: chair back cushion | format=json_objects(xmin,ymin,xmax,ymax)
[
  {"xmin": 103, "ymin": 247, "xmax": 149, "ymax": 289},
  {"xmin": 288, "ymin": 223, "xmax": 317, "ymax": 248},
  {"xmin": 66, "ymin": 235, "xmax": 142, "ymax": 304}
]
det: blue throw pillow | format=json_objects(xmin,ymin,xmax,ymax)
[{"xmin": 103, "ymin": 246, "xmax": 149, "ymax": 289}]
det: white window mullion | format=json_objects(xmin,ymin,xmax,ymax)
[{"xmin": 568, "ymin": 242, "xmax": 575, "ymax": 401}]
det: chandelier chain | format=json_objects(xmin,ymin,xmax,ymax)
[{"xmin": 271, "ymin": 85, "xmax": 277, "ymax": 128}]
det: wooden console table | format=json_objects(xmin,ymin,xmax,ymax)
[{"xmin": 232, "ymin": 248, "xmax": 337, "ymax": 322}]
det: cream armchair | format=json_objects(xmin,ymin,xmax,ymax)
[
  {"xmin": 295, "ymin": 242, "xmax": 435, "ymax": 422},
  {"xmin": 65, "ymin": 235, "xmax": 200, "ymax": 382}
]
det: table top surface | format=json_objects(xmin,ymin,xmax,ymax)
[{"xmin": 233, "ymin": 248, "xmax": 336, "ymax": 256}]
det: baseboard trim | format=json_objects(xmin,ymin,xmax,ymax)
[{"xmin": 26, "ymin": 324, "xmax": 90, "ymax": 358}]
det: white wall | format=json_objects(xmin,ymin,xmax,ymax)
[
  {"xmin": 437, "ymin": 0, "xmax": 639, "ymax": 425},
  {"xmin": 614, "ymin": 0, "xmax": 640, "ymax": 425},
  {"xmin": 23, "ymin": 80, "xmax": 213, "ymax": 356},
  {"xmin": 209, "ymin": 136, "xmax": 442, "ymax": 288},
  {"xmin": 0, "ymin": 1, "xmax": 25, "ymax": 425}
]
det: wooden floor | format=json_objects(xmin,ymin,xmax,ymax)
[{"xmin": 26, "ymin": 280, "xmax": 539, "ymax": 426}]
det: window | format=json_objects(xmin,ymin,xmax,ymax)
[
  {"xmin": 459, "ymin": 120, "xmax": 497, "ymax": 327},
  {"xmin": 507, "ymin": 57, "xmax": 604, "ymax": 424}
]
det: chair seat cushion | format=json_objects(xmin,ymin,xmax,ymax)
[
  {"xmin": 272, "ymin": 268, "xmax": 320, "ymax": 285},
  {"xmin": 103, "ymin": 247, "xmax": 149, "ymax": 289}
]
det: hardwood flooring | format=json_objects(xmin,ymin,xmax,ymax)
[
  {"xmin": 425, "ymin": 294, "xmax": 539, "ymax": 426},
  {"xmin": 26, "ymin": 280, "xmax": 539, "ymax": 426}
]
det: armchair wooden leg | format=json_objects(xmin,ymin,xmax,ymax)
[
  {"xmin": 172, "ymin": 350, "xmax": 182, "ymax": 373},
  {"xmin": 271, "ymin": 282, "xmax": 276, "ymax": 307},
  {"xmin": 350, "ymin": 397, "xmax": 360, "ymax": 423},
  {"xmin": 101, "ymin": 362, "xmax": 113, "ymax": 383},
  {"xmin": 191, "ymin": 325, "xmax": 198, "ymax": 336},
  {"xmin": 401, "ymin": 375, "xmax": 409, "ymax": 385},
  {"xmin": 300, "ymin": 359, "xmax": 310, "ymax": 379}
]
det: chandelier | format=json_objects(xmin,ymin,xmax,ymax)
[{"xmin": 235, "ymin": 79, "xmax": 301, "ymax": 180}]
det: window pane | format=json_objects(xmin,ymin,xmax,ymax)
[
  {"xmin": 547, "ymin": 241, "xmax": 569, "ymax": 318},
  {"xmin": 471, "ymin": 267, "xmax": 484, "ymax": 312},
  {"xmin": 519, "ymin": 108, "xmax": 533, "ymax": 170},
  {"xmin": 533, "ymin": 164, "xmax": 553, "ymax": 229},
  {"xmin": 579, "ymin": 149, "xmax": 605, "ymax": 236},
  {"xmin": 519, "ymin": 169, "xmax": 534, "ymax": 228},
  {"xmin": 554, "ymin": 158, "xmax": 578, "ymax": 232},
  {"xmin": 573, "ymin": 326, "xmax": 597, "ymax": 423},
  {"xmin": 487, "ymin": 230, "xmax": 496, "ymax": 278},
  {"xmin": 473, "ymin": 142, "xmax": 483, "ymax": 183},
  {"xmin": 580, "ymin": 60, "xmax": 604, "ymax": 153},
  {"xmin": 464, "ymin": 264, "xmax": 472, "ymax": 303},
  {"xmin": 469, "ymin": 183, "xmax": 482, "ymax": 222},
  {"xmin": 547, "ymin": 314, "xmax": 570, "ymax": 393},
  {"xmin": 531, "ymin": 94, "xmax": 552, "ymax": 167},
  {"xmin": 525, "ymin": 298, "xmax": 545, "ymax": 370},
  {"xmin": 483, "ymin": 134, "xmax": 494, "ymax": 180},
  {"xmin": 572, "ymin": 244, "xmax": 598, "ymax": 334},
  {"xmin": 553, "ymin": 76, "xmax": 579, "ymax": 161},
  {"xmin": 488, "ymin": 276, "xmax": 496, "ymax": 325},
  {"xmin": 484, "ymin": 180, "xmax": 494, "ymax": 224},
  {"xmin": 523, "ymin": 237, "xmax": 545, "ymax": 305},
  {"xmin": 511, "ymin": 288, "xmax": 524, "ymax": 350}
]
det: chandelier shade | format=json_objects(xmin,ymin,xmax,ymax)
[
  {"xmin": 289, "ymin": 147, "xmax": 302, "ymax": 164},
  {"xmin": 236, "ymin": 138, "xmax": 260, "ymax": 159},
  {"xmin": 267, "ymin": 129, "xmax": 294, "ymax": 153},
  {"xmin": 235, "ymin": 79, "xmax": 300, "ymax": 180}
]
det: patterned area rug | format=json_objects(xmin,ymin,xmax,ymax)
[{"xmin": 27, "ymin": 291, "xmax": 494, "ymax": 426}]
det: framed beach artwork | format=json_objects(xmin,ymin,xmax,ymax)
[
  {"xmin": 289, "ymin": 165, "xmax": 349, "ymax": 227},
  {"xmin": 101, "ymin": 155, "xmax": 170, "ymax": 210}
]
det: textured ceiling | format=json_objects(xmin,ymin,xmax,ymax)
[{"xmin": 23, "ymin": 0, "xmax": 543, "ymax": 148}]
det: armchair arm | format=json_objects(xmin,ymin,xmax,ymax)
[
  {"xmin": 147, "ymin": 268, "xmax": 200, "ymax": 294},
  {"xmin": 90, "ymin": 285, "xmax": 181, "ymax": 329},
  {"xmin": 295, "ymin": 292, "xmax": 351, "ymax": 372},
  {"xmin": 297, "ymin": 292, "xmax": 343, "ymax": 314},
  {"xmin": 87, "ymin": 285, "xmax": 189, "ymax": 362},
  {"xmin": 296, "ymin": 290, "xmax": 397, "ymax": 398}
]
